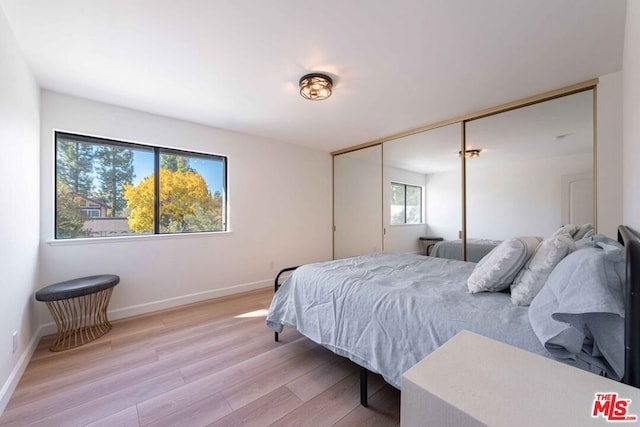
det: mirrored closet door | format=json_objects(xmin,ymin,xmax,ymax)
[
  {"xmin": 334, "ymin": 145, "xmax": 383, "ymax": 259},
  {"xmin": 465, "ymin": 90, "xmax": 594, "ymax": 244},
  {"xmin": 382, "ymin": 123, "xmax": 463, "ymax": 258},
  {"xmin": 333, "ymin": 86, "xmax": 596, "ymax": 262}
]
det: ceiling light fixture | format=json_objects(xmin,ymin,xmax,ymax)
[
  {"xmin": 458, "ymin": 149, "xmax": 482, "ymax": 158},
  {"xmin": 299, "ymin": 73, "xmax": 333, "ymax": 101}
]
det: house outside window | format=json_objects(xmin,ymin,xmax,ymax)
[
  {"xmin": 390, "ymin": 182, "xmax": 423, "ymax": 225},
  {"xmin": 55, "ymin": 131, "xmax": 227, "ymax": 239},
  {"xmin": 82, "ymin": 208, "xmax": 103, "ymax": 218}
]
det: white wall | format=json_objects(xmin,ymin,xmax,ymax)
[
  {"xmin": 0, "ymin": 8, "xmax": 41, "ymax": 414},
  {"xmin": 383, "ymin": 166, "xmax": 428, "ymax": 253},
  {"xmin": 597, "ymin": 71, "xmax": 624, "ymax": 237},
  {"xmin": 466, "ymin": 154, "xmax": 592, "ymax": 240},
  {"xmin": 39, "ymin": 91, "xmax": 332, "ymax": 323},
  {"xmin": 624, "ymin": 0, "xmax": 640, "ymax": 230},
  {"xmin": 425, "ymin": 170, "xmax": 462, "ymax": 241}
]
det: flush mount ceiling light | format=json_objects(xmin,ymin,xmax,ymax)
[
  {"xmin": 458, "ymin": 149, "xmax": 482, "ymax": 158},
  {"xmin": 299, "ymin": 73, "xmax": 333, "ymax": 101}
]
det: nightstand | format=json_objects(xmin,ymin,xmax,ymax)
[{"xmin": 401, "ymin": 330, "xmax": 640, "ymax": 426}]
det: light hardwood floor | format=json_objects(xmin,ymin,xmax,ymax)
[{"xmin": 0, "ymin": 288, "xmax": 400, "ymax": 426}]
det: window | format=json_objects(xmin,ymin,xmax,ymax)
[
  {"xmin": 82, "ymin": 208, "xmax": 102, "ymax": 218},
  {"xmin": 55, "ymin": 132, "xmax": 227, "ymax": 239},
  {"xmin": 390, "ymin": 182, "xmax": 422, "ymax": 225}
]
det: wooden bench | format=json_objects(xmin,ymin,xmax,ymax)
[{"xmin": 35, "ymin": 275, "xmax": 120, "ymax": 351}]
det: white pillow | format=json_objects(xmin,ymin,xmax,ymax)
[
  {"xmin": 510, "ymin": 233, "xmax": 575, "ymax": 306},
  {"xmin": 550, "ymin": 224, "xmax": 578, "ymax": 238},
  {"xmin": 467, "ymin": 236, "xmax": 540, "ymax": 293}
]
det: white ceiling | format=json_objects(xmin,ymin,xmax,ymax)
[{"xmin": 0, "ymin": 0, "xmax": 626, "ymax": 152}]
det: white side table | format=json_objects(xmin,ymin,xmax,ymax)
[{"xmin": 402, "ymin": 330, "xmax": 640, "ymax": 426}]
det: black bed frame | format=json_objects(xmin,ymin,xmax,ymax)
[
  {"xmin": 273, "ymin": 225, "xmax": 640, "ymax": 408},
  {"xmin": 619, "ymin": 225, "xmax": 640, "ymax": 388}
]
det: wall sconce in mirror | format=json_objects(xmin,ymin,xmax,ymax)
[
  {"xmin": 458, "ymin": 149, "xmax": 482, "ymax": 158},
  {"xmin": 299, "ymin": 73, "xmax": 333, "ymax": 101}
]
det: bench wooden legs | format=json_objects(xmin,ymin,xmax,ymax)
[{"xmin": 45, "ymin": 287, "xmax": 114, "ymax": 351}]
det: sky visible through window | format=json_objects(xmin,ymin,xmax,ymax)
[{"xmin": 132, "ymin": 152, "xmax": 224, "ymax": 196}]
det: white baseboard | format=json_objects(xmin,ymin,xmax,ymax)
[
  {"xmin": 1, "ymin": 278, "xmax": 273, "ymax": 414},
  {"xmin": 110, "ymin": 278, "xmax": 272, "ymax": 320},
  {"xmin": 0, "ymin": 324, "xmax": 45, "ymax": 415},
  {"xmin": 39, "ymin": 278, "xmax": 272, "ymax": 336}
]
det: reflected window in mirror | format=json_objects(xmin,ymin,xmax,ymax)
[{"xmin": 391, "ymin": 182, "xmax": 423, "ymax": 225}]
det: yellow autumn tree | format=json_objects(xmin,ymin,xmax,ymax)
[{"xmin": 123, "ymin": 169, "xmax": 220, "ymax": 233}]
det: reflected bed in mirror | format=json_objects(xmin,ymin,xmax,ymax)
[{"xmin": 430, "ymin": 238, "xmax": 501, "ymax": 262}]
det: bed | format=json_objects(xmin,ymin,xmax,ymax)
[
  {"xmin": 430, "ymin": 238, "xmax": 501, "ymax": 262},
  {"xmin": 266, "ymin": 225, "xmax": 640, "ymax": 406}
]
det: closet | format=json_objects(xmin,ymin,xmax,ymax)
[
  {"xmin": 333, "ymin": 145, "xmax": 382, "ymax": 259},
  {"xmin": 333, "ymin": 83, "xmax": 596, "ymax": 261}
]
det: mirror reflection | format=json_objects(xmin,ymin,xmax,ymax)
[
  {"xmin": 333, "ymin": 90, "xmax": 594, "ymax": 263},
  {"xmin": 383, "ymin": 123, "xmax": 462, "ymax": 257},
  {"xmin": 465, "ymin": 90, "xmax": 594, "ymax": 256}
]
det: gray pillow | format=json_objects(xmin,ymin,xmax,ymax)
[
  {"xmin": 467, "ymin": 236, "xmax": 540, "ymax": 293},
  {"xmin": 510, "ymin": 233, "xmax": 575, "ymax": 306}
]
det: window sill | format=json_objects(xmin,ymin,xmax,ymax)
[
  {"xmin": 389, "ymin": 223, "xmax": 425, "ymax": 227},
  {"xmin": 46, "ymin": 230, "xmax": 233, "ymax": 246}
]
